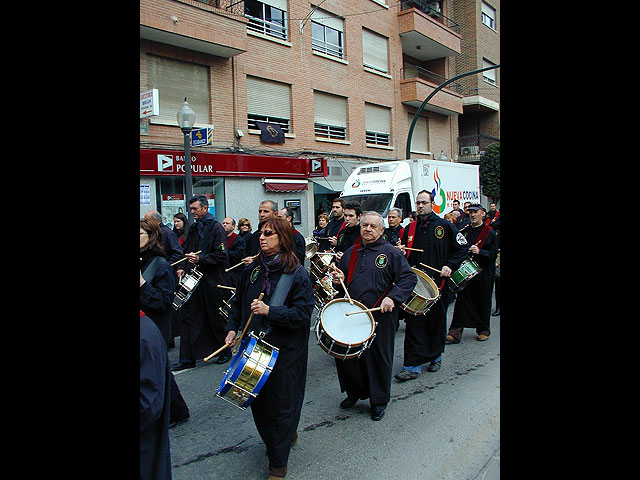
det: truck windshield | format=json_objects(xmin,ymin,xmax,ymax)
[{"xmin": 341, "ymin": 194, "xmax": 394, "ymax": 217}]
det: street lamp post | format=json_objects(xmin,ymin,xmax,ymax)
[{"xmin": 177, "ymin": 98, "xmax": 196, "ymax": 224}]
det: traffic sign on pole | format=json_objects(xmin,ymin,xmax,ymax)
[{"xmin": 140, "ymin": 89, "xmax": 159, "ymax": 118}]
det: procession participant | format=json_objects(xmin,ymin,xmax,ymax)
[
  {"xmin": 329, "ymin": 211, "xmax": 417, "ymax": 421},
  {"xmin": 318, "ymin": 198, "xmax": 346, "ymax": 252},
  {"xmin": 394, "ymin": 190, "xmax": 467, "ymax": 381},
  {"xmin": 277, "ymin": 207, "xmax": 305, "ymax": 264},
  {"xmin": 383, "ymin": 207, "xmax": 403, "ymax": 245},
  {"xmin": 243, "ymin": 200, "xmax": 278, "ymax": 260},
  {"xmin": 223, "ymin": 216, "xmax": 314, "ymax": 479},
  {"xmin": 334, "ymin": 200, "xmax": 362, "ymax": 261},
  {"xmin": 446, "ymin": 203, "xmax": 498, "ymax": 343},
  {"xmin": 222, "ymin": 217, "xmax": 246, "ymax": 287},
  {"xmin": 144, "ymin": 210, "xmax": 184, "ymax": 268},
  {"xmin": 173, "ymin": 195, "xmax": 231, "ymax": 369}
]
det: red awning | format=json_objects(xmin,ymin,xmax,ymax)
[{"xmin": 263, "ymin": 179, "xmax": 308, "ymax": 192}]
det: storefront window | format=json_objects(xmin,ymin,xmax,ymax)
[{"xmin": 156, "ymin": 176, "xmax": 226, "ymax": 227}]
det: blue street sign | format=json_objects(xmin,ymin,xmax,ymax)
[{"xmin": 190, "ymin": 127, "xmax": 213, "ymax": 146}]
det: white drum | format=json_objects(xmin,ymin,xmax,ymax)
[{"xmin": 315, "ymin": 298, "xmax": 377, "ymax": 359}]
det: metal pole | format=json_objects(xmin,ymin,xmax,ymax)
[
  {"xmin": 406, "ymin": 64, "xmax": 500, "ymax": 159},
  {"xmin": 183, "ymin": 129, "xmax": 194, "ymax": 224}
]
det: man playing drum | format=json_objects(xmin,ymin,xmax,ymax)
[
  {"xmin": 329, "ymin": 211, "xmax": 417, "ymax": 421},
  {"xmin": 446, "ymin": 203, "xmax": 498, "ymax": 343},
  {"xmin": 394, "ymin": 191, "xmax": 468, "ymax": 381}
]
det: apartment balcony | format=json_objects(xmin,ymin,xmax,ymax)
[
  {"xmin": 400, "ymin": 65, "xmax": 463, "ymax": 115},
  {"xmin": 457, "ymin": 134, "xmax": 500, "ymax": 163},
  {"xmin": 140, "ymin": 0, "xmax": 248, "ymax": 58},
  {"xmin": 397, "ymin": 0, "xmax": 461, "ymax": 61}
]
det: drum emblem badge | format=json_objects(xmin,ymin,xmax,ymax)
[{"xmin": 375, "ymin": 254, "xmax": 388, "ymax": 268}]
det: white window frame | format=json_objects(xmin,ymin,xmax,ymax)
[
  {"xmin": 482, "ymin": 58, "xmax": 497, "ymax": 86},
  {"xmin": 245, "ymin": 0, "xmax": 288, "ymax": 41},
  {"xmin": 481, "ymin": 2, "xmax": 496, "ymax": 30}
]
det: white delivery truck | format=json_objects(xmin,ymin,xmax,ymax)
[{"xmin": 340, "ymin": 158, "xmax": 480, "ymax": 227}]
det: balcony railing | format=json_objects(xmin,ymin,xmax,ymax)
[
  {"xmin": 402, "ymin": 64, "xmax": 464, "ymax": 94},
  {"xmin": 458, "ymin": 134, "xmax": 500, "ymax": 158},
  {"xmin": 400, "ymin": 0, "xmax": 460, "ymax": 33}
]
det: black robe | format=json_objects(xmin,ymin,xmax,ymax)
[
  {"xmin": 399, "ymin": 212, "xmax": 468, "ymax": 366},
  {"xmin": 179, "ymin": 213, "xmax": 230, "ymax": 362},
  {"xmin": 334, "ymin": 237, "xmax": 417, "ymax": 407},
  {"xmin": 140, "ymin": 314, "xmax": 172, "ymax": 480},
  {"xmin": 140, "ymin": 251, "xmax": 177, "ymax": 346},
  {"xmin": 335, "ymin": 224, "xmax": 361, "ymax": 253},
  {"xmin": 225, "ymin": 257, "xmax": 314, "ymax": 469},
  {"xmin": 318, "ymin": 216, "xmax": 344, "ymax": 251},
  {"xmin": 449, "ymin": 224, "xmax": 497, "ymax": 336}
]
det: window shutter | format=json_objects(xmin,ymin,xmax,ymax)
[
  {"xmin": 314, "ymin": 91, "xmax": 347, "ymax": 127},
  {"xmin": 310, "ymin": 8, "xmax": 343, "ymax": 32},
  {"xmin": 362, "ymin": 29, "xmax": 388, "ymax": 73},
  {"xmin": 246, "ymin": 76, "xmax": 291, "ymax": 119},
  {"xmin": 261, "ymin": 0, "xmax": 287, "ymax": 10},
  {"xmin": 146, "ymin": 55, "xmax": 210, "ymax": 124},
  {"xmin": 409, "ymin": 114, "xmax": 428, "ymax": 153},
  {"xmin": 365, "ymin": 103, "xmax": 390, "ymax": 134}
]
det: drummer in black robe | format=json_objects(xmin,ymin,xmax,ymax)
[
  {"xmin": 329, "ymin": 211, "xmax": 417, "ymax": 421},
  {"xmin": 447, "ymin": 204, "xmax": 498, "ymax": 343},
  {"xmin": 394, "ymin": 190, "xmax": 468, "ymax": 381},
  {"xmin": 174, "ymin": 195, "xmax": 231, "ymax": 370},
  {"xmin": 334, "ymin": 200, "xmax": 362, "ymax": 260},
  {"xmin": 223, "ymin": 216, "xmax": 314, "ymax": 480}
]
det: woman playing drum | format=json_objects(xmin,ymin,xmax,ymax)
[{"xmin": 222, "ymin": 217, "xmax": 314, "ymax": 479}]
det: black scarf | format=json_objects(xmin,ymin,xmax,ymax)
[
  {"xmin": 259, "ymin": 252, "xmax": 285, "ymax": 297},
  {"xmin": 195, "ymin": 212, "xmax": 214, "ymax": 254}
]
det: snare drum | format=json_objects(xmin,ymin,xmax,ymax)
[
  {"xmin": 449, "ymin": 258, "xmax": 482, "ymax": 291},
  {"xmin": 216, "ymin": 332, "xmax": 279, "ymax": 410},
  {"xmin": 309, "ymin": 250, "xmax": 336, "ymax": 279},
  {"xmin": 401, "ymin": 268, "xmax": 440, "ymax": 315},
  {"xmin": 315, "ymin": 298, "xmax": 377, "ymax": 359},
  {"xmin": 313, "ymin": 275, "xmax": 339, "ymax": 310},
  {"xmin": 304, "ymin": 237, "xmax": 319, "ymax": 259},
  {"xmin": 172, "ymin": 266, "xmax": 203, "ymax": 310}
]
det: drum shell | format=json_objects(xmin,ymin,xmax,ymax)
[
  {"xmin": 172, "ymin": 267, "xmax": 204, "ymax": 310},
  {"xmin": 449, "ymin": 259, "xmax": 482, "ymax": 290},
  {"xmin": 400, "ymin": 268, "xmax": 440, "ymax": 315},
  {"xmin": 315, "ymin": 298, "xmax": 376, "ymax": 359}
]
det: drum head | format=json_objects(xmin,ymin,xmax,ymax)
[
  {"xmin": 412, "ymin": 268, "xmax": 439, "ymax": 300},
  {"xmin": 320, "ymin": 299, "xmax": 374, "ymax": 344}
]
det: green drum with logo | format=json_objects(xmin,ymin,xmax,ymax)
[{"xmin": 449, "ymin": 259, "xmax": 481, "ymax": 291}]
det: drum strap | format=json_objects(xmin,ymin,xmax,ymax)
[
  {"xmin": 346, "ymin": 237, "xmax": 362, "ymax": 285},
  {"xmin": 405, "ymin": 220, "xmax": 418, "ymax": 259},
  {"xmin": 141, "ymin": 256, "xmax": 166, "ymax": 284},
  {"xmin": 472, "ymin": 224, "xmax": 492, "ymax": 249},
  {"xmin": 258, "ymin": 267, "xmax": 299, "ymax": 337}
]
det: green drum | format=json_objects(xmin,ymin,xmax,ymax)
[{"xmin": 449, "ymin": 259, "xmax": 481, "ymax": 291}]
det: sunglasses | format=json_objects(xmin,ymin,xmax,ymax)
[{"xmin": 261, "ymin": 229, "xmax": 277, "ymax": 237}]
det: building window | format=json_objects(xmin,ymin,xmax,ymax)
[
  {"xmin": 365, "ymin": 103, "xmax": 391, "ymax": 146},
  {"xmin": 246, "ymin": 76, "xmax": 292, "ymax": 132},
  {"xmin": 482, "ymin": 58, "xmax": 497, "ymax": 86},
  {"xmin": 245, "ymin": 0, "xmax": 288, "ymax": 41},
  {"xmin": 408, "ymin": 113, "xmax": 429, "ymax": 154},
  {"xmin": 311, "ymin": 8, "xmax": 344, "ymax": 59},
  {"xmin": 314, "ymin": 91, "xmax": 347, "ymax": 140},
  {"xmin": 146, "ymin": 55, "xmax": 210, "ymax": 125},
  {"xmin": 362, "ymin": 28, "xmax": 388, "ymax": 74},
  {"xmin": 481, "ymin": 2, "xmax": 496, "ymax": 30}
]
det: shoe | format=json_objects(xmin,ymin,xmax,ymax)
[
  {"xmin": 492, "ymin": 308, "xmax": 500, "ymax": 316},
  {"xmin": 445, "ymin": 335, "xmax": 460, "ymax": 345},
  {"xmin": 290, "ymin": 432, "xmax": 298, "ymax": 445},
  {"xmin": 171, "ymin": 361, "xmax": 195, "ymax": 372},
  {"xmin": 267, "ymin": 464, "xmax": 287, "ymax": 479},
  {"xmin": 340, "ymin": 395, "xmax": 359, "ymax": 409},
  {"xmin": 426, "ymin": 361, "xmax": 441, "ymax": 372},
  {"xmin": 477, "ymin": 334, "xmax": 489, "ymax": 341},
  {"xmin": 169, "ymin": 414, "xmax": 190, "ymax": 428},
  {"xmin": 371, "ymin": 405, "xmax": 386, "ymax": 421},
  {"xmin": 394, "ymin": 370, "xmax": 419, "ymax": 382},
  {"xmin": 214, "ymin": 352, "xmax": 232, "ymax": 364}
]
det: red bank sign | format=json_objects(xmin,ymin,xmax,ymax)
[{"xmin": 140, "ymin": 149, "xmax": 326, "ymax": 178}]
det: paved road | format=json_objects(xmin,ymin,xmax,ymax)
[{"xmin": 168, "ymin": 297, "xmax": 500, "ymax": 479}]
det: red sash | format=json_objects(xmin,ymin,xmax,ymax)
[
  {"xmin": 346, "ymin": 236, "xmax": 362, "ymax": 285},
  {"xmin": 336, "ymin": 219, "xmax": 346, "ymax": 236},
  {"xmin": 473, "ymin": 224, "xmax": 492, "ymax": 249},
  {"xmin": 140, "ymin": 310, "xmax": 146, "ymax": 318},
  {"xmin": 404, "ymin": 220, "xmax": 418, "ymax": 259}
]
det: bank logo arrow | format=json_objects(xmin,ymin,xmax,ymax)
[{"xmin": 157, "ymin": 154, "xmax": 174, "ymax": 172}]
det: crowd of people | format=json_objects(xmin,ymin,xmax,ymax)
[{"xmin": 139, "ymin": 194, "xmax": 500, "ymax": 480}]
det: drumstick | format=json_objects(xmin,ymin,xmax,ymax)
[
  {"xmin": 419, "ymin": 262, "xmax": 443, "ymax": 275},
  {"xmin": 203, "ymin": 343, "xmax": 230, "ymax": 362},
  {"xmin": 232, "ymin": 292, "xmax": 265, "ymax": 355},
  {"xmin": 330, "ymin": 263, "xmax": 353, "ymax": 304},
  {"xmin": 217, "ymin": 285, "xmax": 236, "ymax": 291},
  {"xmin": 345, "ymin": 306, "xmax": 382, "ymax": 316},
  {"xmin": 170, "ymin": 250, "xmax": 202, "ymax": 267},
  {"xmin": 400, "ymin": 246, "xmax": 424, "ymax": 252},
  {"xmin": 225, "ymin": 253, "xmax": 260, "ymax": 272}
]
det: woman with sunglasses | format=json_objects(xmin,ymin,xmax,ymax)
[
  {"xmin": 236, "ymin": 217, "xmax": 252, "ymax": 239},
  {"xmin": 223, "ymin": 216, "xmax": 314, "ymax": 480}
]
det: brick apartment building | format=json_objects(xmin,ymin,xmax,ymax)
[{"xmin": 139, "ymin": 0, "xmax": 500, "ymax": 232}]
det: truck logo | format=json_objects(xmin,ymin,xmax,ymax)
[
  {"xmin": 431, "ymin": 168, "xmax": 447, "ymax": 214},
  {"xmin": 352, "ymin": 179, "xmax": 361, "ymax": 188}
]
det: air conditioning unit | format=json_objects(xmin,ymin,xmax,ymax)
[{"xmin": 460, "ymin": 145, "xmax": 479, "ymax": 156}]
